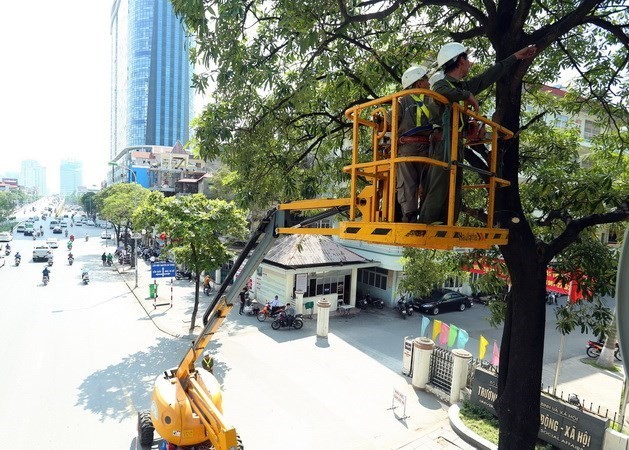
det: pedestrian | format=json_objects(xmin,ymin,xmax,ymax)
[
  {"xmin": 101, "ymin": 252, "xmax": 107, "ymax": 266},
  {"xmin": 201, "ymin": 351, "xmax": 214, "ymax": 374},
  {"xmin": 395, "ymin": 64, "xmax": 440, "ymax": 223},
  {"xmin": 418, "ymin": 42, "xmax": 537, "ymax": 225},
  {"xmin": 239, "ymin": 287, "xmax": 247, "ymax": 315}
]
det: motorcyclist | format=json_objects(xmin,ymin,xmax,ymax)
[
  {"xmin": 65, "ymin": 229, "xmax": 68, "ymax": 237},
  {"xmin": 5, "ymin": 243, "xmax": 10, "ymax": 252},
  {"xmin": 14, "ymin": 252, "xmax": 21, "ymax": 263},
  {"xmin": 68, "ymin": 252, "xmax": 74, "ymax": 261},
  {"xmin": 284, "ymin": 302, "xmax": 296, "ymax": 326},
  {"xmin": 85, "ymin": 234, "xmax": 89, "ymax": 241},
  {"xmin": 47, "ymin": 253, "xmax": 54, "ymax": 265},
  {"xmin": 81, "ymin": 268, "xmax": 89, "ymax": 282},
  {"xmin": 270, "ymin": 295, "xmax": 281, "ymax": 315},
  {"xmin": 42, "ymin": 266, "xmax": 51, "ymax": 280}
]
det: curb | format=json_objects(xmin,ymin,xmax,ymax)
[{"xmin": 448, "ymin": 403, "xmax": 497, "ymax": 450}]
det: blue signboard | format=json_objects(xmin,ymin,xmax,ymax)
[{"xmin": 151, "ymin": 262, "xmax": 177, "ymax": 278}]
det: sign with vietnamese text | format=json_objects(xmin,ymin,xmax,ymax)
[
  {"xmin": 151, "ymin": 262, "xmax": 176, "ymax": 278},
  {"xmin": 470, "ymin": 368, "xmax": 607, "ymax": 450}
]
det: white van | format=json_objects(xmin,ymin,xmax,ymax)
[{"xmin": 49, "ymin": 219, "xmax": 59, "ymax": 230}]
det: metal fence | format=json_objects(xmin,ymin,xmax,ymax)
[
  {"xmin": 429, "ymin": 346, "xmax": 454, "ymax": 393},
  {"xmin": 541, "ymin": 382, "xmax": 626, "ymax": 431},
  {"xmin": 467, "ymin": 357, "xmax": 499, "ymax": 389}
]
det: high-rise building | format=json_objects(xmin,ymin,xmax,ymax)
[
  {"xmin": 20, "ymin": 160, "xmax": 47, "ymax": 196},
  {"xmin": 110, "ymin": 0, "xmax": 193, "ymax": 160},
  {"xmin": 60, "ymin": 160, "xmax": 83, "ymax": 197}
]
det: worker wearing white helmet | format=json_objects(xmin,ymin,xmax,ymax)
[
  {"xmin": 417, "ymin": 42, "xmax": 537, "ymax": 225},
  {"xmin": 394, "ymin": 64, "xmax": 440, "ymax": 222},
  {"xmin": 428, "ymin": 71, "xmax": 444, "ymax": 89}
]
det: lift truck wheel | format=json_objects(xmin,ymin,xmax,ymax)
[{"xmin": 137, "ymin": 410, "xmax": 154, "ymax": 447}]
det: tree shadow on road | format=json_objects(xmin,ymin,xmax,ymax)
[{"xmin": 75, "ymin": 336, "xmax": 191, "ymax": 421}]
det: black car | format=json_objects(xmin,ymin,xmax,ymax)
[{"xmin": 413, "ymin": 289, "xmax": 472, "ymax": 315}]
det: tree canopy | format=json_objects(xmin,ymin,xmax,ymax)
[
  {"xmin": 171, "ymin": 0, "xmax": 628, "ymax": 448},
  {"xmin": 133, "ymin": 192, "xmax": 248, "ymax": 331}
]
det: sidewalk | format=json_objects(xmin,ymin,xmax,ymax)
[{"xmin": 113, "ymin": 257, "xmax": 626, "ymax": 448}]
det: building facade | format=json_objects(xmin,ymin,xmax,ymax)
[
  {"xmin": 20, "ymin": 160, "xmax": 47, "ymax": 196},
  {"xmin": 110, "ymin": 0, "xmax": 193, "ymax": 160},
  {"xmin": 59, "ymin": 160, "xmax": 83, "ymax": 197}
]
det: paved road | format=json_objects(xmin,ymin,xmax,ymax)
[{"xmin": 0, "ymin": 227, "xmax": 187, "ymax": 449}]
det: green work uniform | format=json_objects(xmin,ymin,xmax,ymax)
[
  {"xmin": 396, "ymin": 93, "xmax": 439, "ymax": 222},
  {"xmin": 202, "ymin": 356, "xmax": 214, "ymax": 373},
  {"xmin": 418, "ymin": 55, "xmax": 519, "ymax": 225}
]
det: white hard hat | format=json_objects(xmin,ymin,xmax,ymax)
[
  {"xmin": 437, "ymin": 42, "xmax": 469, "ymax": 69},
  {"xmin": 401, "ymin": 65, "xmax": 428, "ymax": 89},
  {"xmin": 203, "ymin": 350, "xmax": 210, "ymax": 357},
  {"xmin": 429, "ymin": 71, "xmax": 445, "ymax": 88}
]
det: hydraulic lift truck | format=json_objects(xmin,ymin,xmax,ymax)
[{"xmin": 137, "ymin": 89, "xmax": 514, "ymax": 449}]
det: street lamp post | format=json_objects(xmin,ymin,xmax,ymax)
[
  {"xmin": 132, "ymin": 229, "xmax": 146, "ymax": 289},
  {"xmin": 108, "ymin": 161, "xmax": 138, "ymax": 184}
]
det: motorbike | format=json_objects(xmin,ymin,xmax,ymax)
[
  {"xmin": 243, "ymin": 299, "xmax": 261, "ymax": 316},
  {"xmin": 106, "ymin": 258, "xmax": 113, "ymax": 266},
  {"xmin": 85, "ymin": 235, "xmax": 89, "ymax": 241},
  {"xmin": 271, "ymin": 312, "xmax": 304, "ymax": 330},
  {"xmin": 15, "ymin": 256, "xmax": 21, "ymax": 266},
  {"xmin": 257, "ymin": 302, "xmax": 285, "ymax": 322},
  {"xmin": 365, "ymin": 293, "xmax": 384, "ymax": 309},
  {"xmin": 586, "ymin": 340, "xmax": 621, "ymax": 361},
  {"xmin": 42, "ymin": 275, "xmax": 49, "ymax": 286},
  {"xmin": 82, "ymin": 272, "xmax": 90, "ymax": 285},
  {"xmin": 175, "ymin": 269, "xmax": 193, "ymax": 280},
  {"xmin": 203, "ymin": 284, "xmax": 214, "ymax": 296},
  {"xmin": 68, "ymin": 256, "xmax": 74, "ymax": 266},
  {"xmin": 47, "ymin": 258, "xmax": 54, "ymax": 267},
  {"xmin": 396, "ymin": 295, "xmax": 414, "ymax": 319}
]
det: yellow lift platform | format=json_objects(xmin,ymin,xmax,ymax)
[{"xmin": 277, "ymin": 89, "xmax": 513, "ymax": 250}]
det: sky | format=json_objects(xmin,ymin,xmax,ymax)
[{"xmin": 0, "ymin": 0, "xmax": 113, "ymax": 193}]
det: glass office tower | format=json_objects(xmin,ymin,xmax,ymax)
[{"xmin": 110, "ymin": 0, "xmax": 193, "ymax": 159}]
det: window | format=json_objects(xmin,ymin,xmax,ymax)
[
  {"xmin": 444, "ymin": 276, "xmax": 463, "ymax": 289},
  {"xmin": 358, "ymin": 267, "xmax": 388, "ymax": 290},
  {"xmin": 583, "ymin": 120, "xmax": 600, "ymax": 140}
]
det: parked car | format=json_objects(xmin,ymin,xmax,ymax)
[
  {"xmin": 16, "ymin": 224, "xmax": 25, "ymax": 233},
  {"xmin": 86, "ymin": 220, "xmax": 96, "ymax": 226},
  {"xmin": 101, "ymin": 231, "xmax": 113, "ymax": 240},
  {"xmin": 0, "ymin": 232, "xmax": 13, "ymax": 242},
  {"xmin": 413, "ymin": 289, "xmax": 473, "ymax": 315},
  {"xmin": 46, "ymin": 238, "xmax": 59, "ymax": 249},
  {"xmin": 52, "ymin": 226, "xmax": 63, "ymax": 234}
]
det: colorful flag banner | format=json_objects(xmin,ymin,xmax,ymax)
[
  {"xmin": 432, "ymin": 319, "xmax": 442, "ymax": 341},
  {"xmin": 492, "ymin": 341, "xmax": 500, "ymax": 366},
  {"xmin": 448, "ymin": 324, "xmax": 458, "ymax": 347},
  {"xmin": 455, "ymin": 328, "xmax": 469, "ymax": 349},
  {"xmin": 421, "ymin": 316, "xmax": 430, "ymax": 337},
  {"xmin": 479, "ymin": 335, "xmax": 489, "ymax": 359},
  {"xmin": 439, "ymin": 322, "xmax": 449, "ymax": 346}
]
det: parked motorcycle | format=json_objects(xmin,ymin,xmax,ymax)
[
  {"xmin": 175, "ymin": 269, "xmax": 193, "ymax": 281},
  {"xmin": 365, "ymin": 293, "xmax": 384, "ymax": 309},
  {"xmin": 356, "ymin": 295, "xmax": 368, "ymax": 310},
  {"xmin": 271, "ymin": 312, "xmax": 304, "ymax": 330},
  {"xmin": 396, "ymin": 295, "xmax": 414, "ymax": 319},
  {"xmin": 586, "ymin": 340, "xmax": 621, "ymax": 361},
  {"xmin": 257, "ymin": 302, "xmax": 285, "ymax": 322}
]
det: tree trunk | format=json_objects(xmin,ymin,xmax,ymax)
[
  {"xmin": 496, "ymin": 239, "xmax": 547, "ymax": 449},
  {"xmin": 598, "ymin": 313, "xmax": 617, "ymax": 368},
  {"xmin": 493, "ymin": 67, "xmax": 547, "ymax": 449},
  {"xmin": 189, "ymin": 274, "xmax": 200, "ymax": 333}
]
